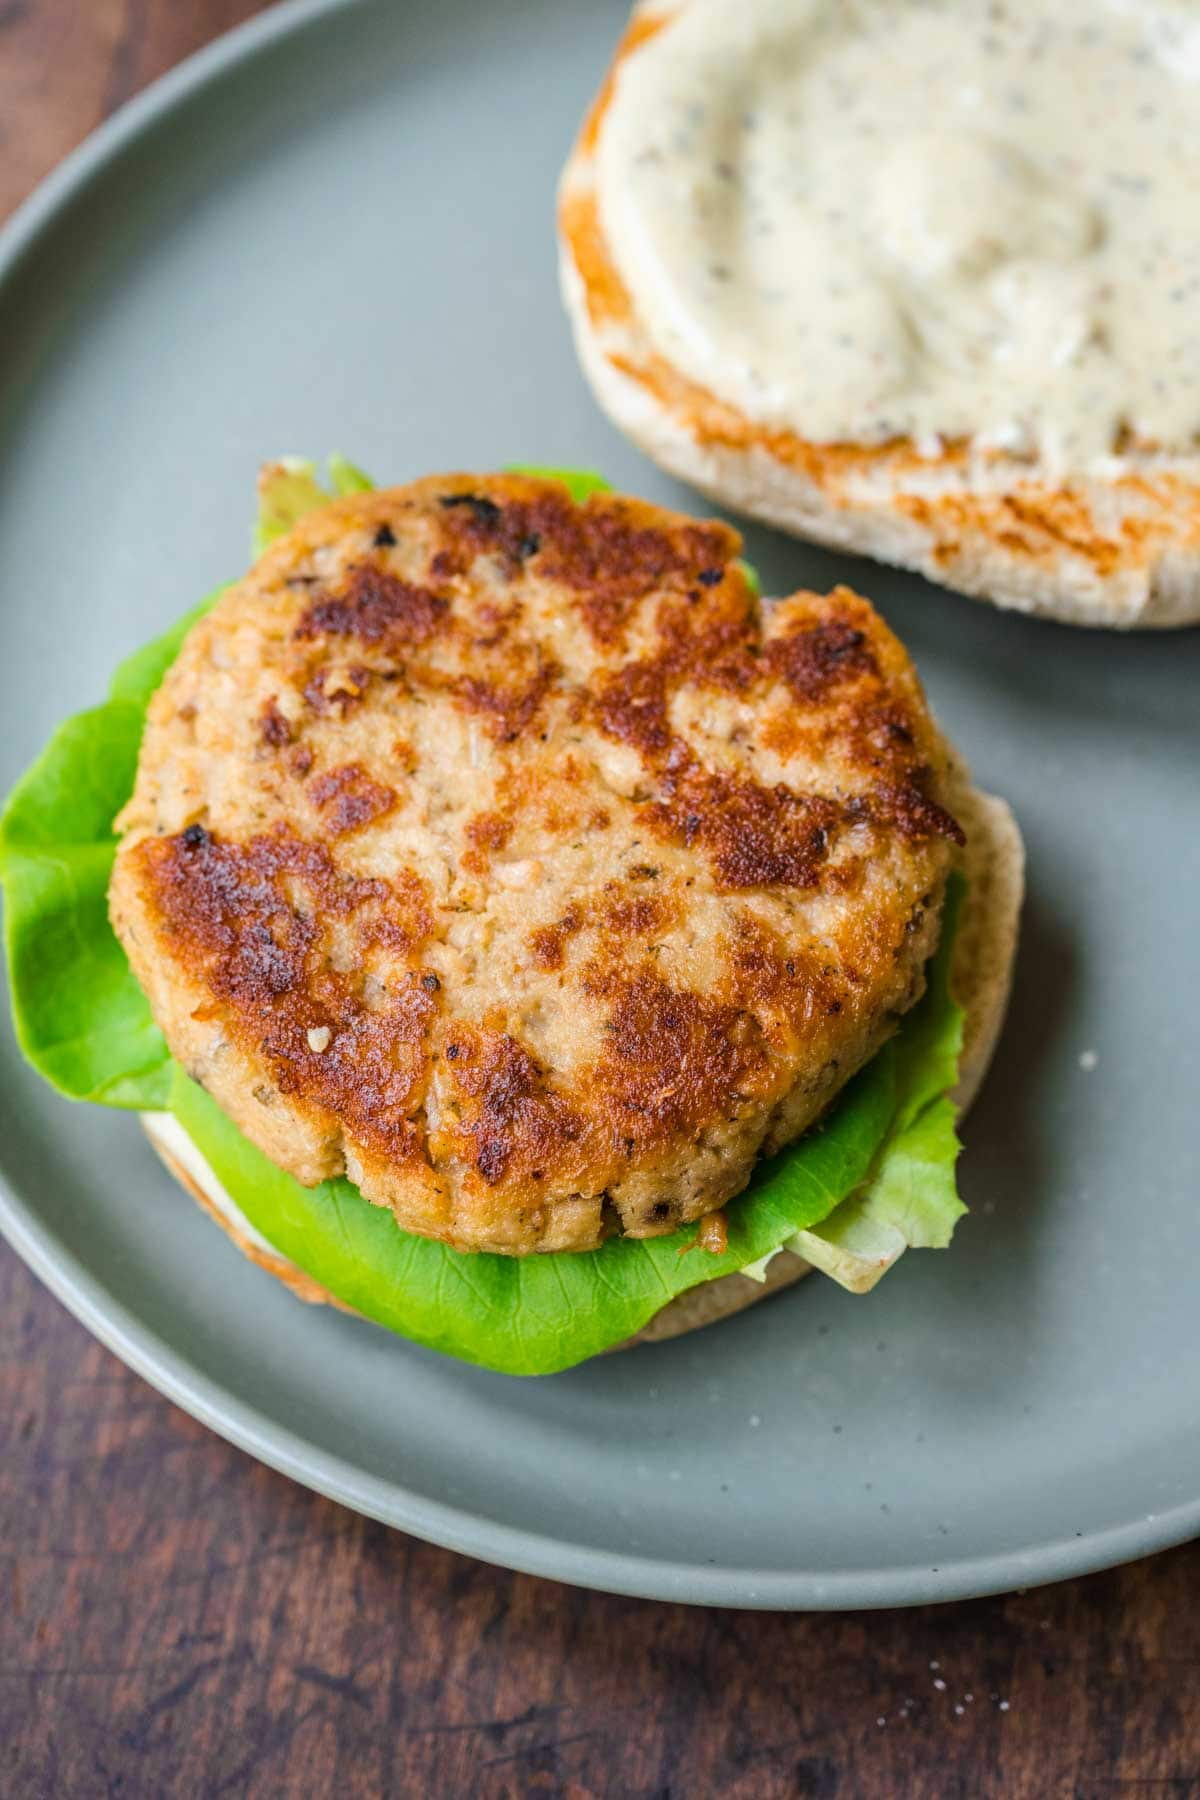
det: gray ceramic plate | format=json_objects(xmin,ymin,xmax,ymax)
[{"xmin": 1, "ymin": 0, "xmax": 1197, "ymax": 1611}]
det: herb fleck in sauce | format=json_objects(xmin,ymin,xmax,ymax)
[{"xmin": 597, "ymin": 0, "xmax": 1200, "ymax": 470}]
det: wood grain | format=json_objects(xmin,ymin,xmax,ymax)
[
  {"xmin": 1, "ymin": 4, "xmax": 1199, "ymax": 1797},
  {"xmin": 0, "ymin": 0, "xmax": 275, "ymax": 221},
  {"xmin": 5, "ymin": 1251, "xmax": 1200, "ymax": 1800}
]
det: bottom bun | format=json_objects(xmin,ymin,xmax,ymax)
[{"xmin": 141, "ymin": 776, "xmax": 1023, "ymax": 1356}]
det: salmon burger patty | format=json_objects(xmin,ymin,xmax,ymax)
[{"xmin": 110, "ymin": 473, "xmax": 964, "ymax": 1255}]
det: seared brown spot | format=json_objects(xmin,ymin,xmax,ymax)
[
  {"xmin": 439, "ymin": 491, "xmax": 503, "ymax": 526},
  {"xmin": 296, "ymin": 564, "xmax": 449, "ymax": 649},
  {"xmin": 457, "ymin": 657, "xmax": 559, "ymax": 743},
  {"xmin": 361, "ymin": 868, "xmax": 433, "ymax": 955},
  {"xmin": 590, "ymin": 971, "xmax": 771, "ymax": 1146},
  {"xmin": 727, "ymin": 911, "xmax": 841, "ymax": 1022},
  {"xmin": 528, "ymin": 904, "xmax": 584, "ymax": 971},
  {"xmin": 435, "ymin": 484, "xmax": 739, "ymax": 646},
  {"xmin": 547, "ymin": 503, "xmax": 739, "ymax": 646},
  {"xmin": 761, "ymin": 683, "xmax": 921, "ymax": 774},
  {"xmin": 527, "ymin": 890, "xmax": 665, "ymax": 974},
  {"xmin": 461, "ymin": 807, "xmax": 513, "ymax": 875},
  {"xmin": 647, "ymin": 752, "xmax": 840, "ymax": 891},
  {"xmin": 468, "ymin": 599, "xmax": 521, "ymax": 650},
  {"xmin": 590, "ymin": 574, "xmax": 960, "ymax": 884},
  {"xmin": 593, "ymin": 591, "xmax": 757, "ymax": 755},
  {"xmin": 866, "ymin": 780, "xmax": 966, "ymax": 846},
  {"xmin": 442, "ymin": 1028, "xmax": 585, "ymax": 1187},
  {"xmin": 465, "ymin": 811, "xmax": 512, "ymax": 855},
  {"xmin": 594, "ymin": 656, "xmax": 672, "ymax": 756},
  {"xmin": 303, "ymin": 665, "xmax": 371, "ymax": 716},
  {"xmin": 135, "ymin": 827, "xmax": 434, "ymax": 1163},
  {"xmin": 259, "ymin": 698, "xmax": 292, "ymax": 748},
  {"xmin": 766, "ymin": 613, "xmax": 878, "ymax": 702},
  {"xmin": 603, "ymin": 894, "xmax": 664, "ymax": 937},
  {"xmin": 308, "ymin": 763, "xmax": 396, "ymax": 837},
  {"xmin": 660, "ymin": 594, "xmax": 761, "ymax": 695},
  {"xmin": 601, "ymin": 709, "xmax": 834, "ymax": 889}
]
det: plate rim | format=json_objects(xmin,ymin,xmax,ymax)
[
  {"xmin": 1, "ymin": 0, "xmax": 1197, "ymax": 1610},
  {"xmin": 8, "ymin": 1174, "xmax": 1200, "ymax": 1610}
]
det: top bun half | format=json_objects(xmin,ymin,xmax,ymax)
[{"xmin": 558, "ymin": 2, "xmax": 1200, "ymax": 629}]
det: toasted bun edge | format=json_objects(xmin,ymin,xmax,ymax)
[{"xmin": 556, "ymin": 10, "xmax": 1200, "ymax": 630}]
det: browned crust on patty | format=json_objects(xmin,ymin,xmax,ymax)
[
  {"xmin": 110, "ymin": 473, "xmax": 959, "ymax": 1255},
  {"xmin": 138, "ymin": 776, "xmax": 1023, "ymax": 1351},
  {"xmin": 558, "ymin": 5, "xmax": 1200, "ymax": 624}
]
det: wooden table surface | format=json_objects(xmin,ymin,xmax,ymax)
[{"xmin": 2, "ymin": 5, "xmax": 1198, "ymax": 1796}]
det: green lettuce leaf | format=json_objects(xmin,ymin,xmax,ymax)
[
  {"xmin": 0, "ymin": 595, "xmax": 223, "ymax": 1109},
  {"xmin": 785, "ymin": 877, "xmax": 966, "ymax": 1290},
  {"xmin": 163, "ymin": 891, "xmax": 963, "ymax": 1373},
  {"xmin": 0, "ymin": 450, "xmax": 372, "ymax": 1104},
  {"xmin": 326, "ymin": 453, "xmax": 375, "ymax": 496},
  {"xmin": 0, "ymin": 458, "xmax": 968, "ymax": 1373},
  {"xmin": 168, "ymin": 1040, "xmax": 906, "ymax": 1375},
  {"xmin": 252, "ymin": 453, "xmax": 374, "ymax": 557},
  {"xmin": 506, "ymin": 464, "xmax": 614, "ymax": 503}
]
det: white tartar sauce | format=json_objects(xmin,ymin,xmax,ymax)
[{"xmin": 596, "ymin": 0, "xmax": 1200, "ymax": 469}]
